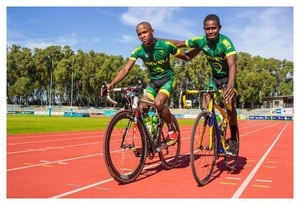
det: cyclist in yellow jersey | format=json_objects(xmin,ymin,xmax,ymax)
[
  {"xmin": 105, "ymin": 22, "xmax": 197, "ymax": 145},
  {"xmin": 158, "ymin": 14, "xmax": 238, "ymax": 155}
]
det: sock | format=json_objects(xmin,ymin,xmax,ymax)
[{"xmin": 230, "ymin": 125, "xmax": 237, "ymax": 142}]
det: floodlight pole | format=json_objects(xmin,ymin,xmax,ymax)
[
  {"xmin": 48, "ymin": 58, "xmax": 53, "ymax": 116},
  {"xmin": 49, "ymin": 59, "xmax": 53, "ymax": 108},
  {"xmin": 71, "ymin": 58, "xmax": 74, "ymax": 112}
]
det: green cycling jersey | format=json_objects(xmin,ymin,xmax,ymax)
[
  {"xmin": 185, "ymin": 34, "xmax": 236, "ymax": 78},
  {"xmin": 130, "ymin": 39, "xmax": 180, "ymax": 80}
]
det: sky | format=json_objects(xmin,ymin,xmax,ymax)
[{"xmin": 6, "ymin": 6, "xmax": 294, "ymax": 62}]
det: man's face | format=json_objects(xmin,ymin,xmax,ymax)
[
  {"xmin": 203, "ymin": 20, "xmax": 221, "ymax": 41},
  {"xmin": 136, "ymin": 24, "xmax": 154, "ymax": 47}
]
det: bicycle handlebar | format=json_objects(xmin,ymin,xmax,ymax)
[
  {"xmin": 100, "ymin": 83, "xmax": 118, "ymax": 105},
  {"xmin": 101, "ymin": 82, "xmax": 143, "ymax": 105},
  {"xmin": 181, "ymin": 88, "xmax": 222, "ymax": 109},
  {"xmin": 181, "ymin": 85, "xmax": 233, "ymax": 111},
  {"xmin": 107, "ymin": 86, "xmax": 140, "ymax": 105},
  {"xmin": 106, "ymin": 94, "xmax": 118, "ymax": 105}
]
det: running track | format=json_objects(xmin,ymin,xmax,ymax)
[{"xmin": 7, "ymin": 120, "xmax": 294, "ymax": 199}]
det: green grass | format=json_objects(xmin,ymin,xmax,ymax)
[
  {"xmin": 7, "ymin": 114, "xmax": 195, "ymax": 135},
  {"xmin": 7, "ymin": 115, "xmax": 111, "ymax": 135}
]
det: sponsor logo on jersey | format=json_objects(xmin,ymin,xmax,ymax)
[{"xmin": 222, "ymin": 39, "xmax": 232, "ymax": 49}]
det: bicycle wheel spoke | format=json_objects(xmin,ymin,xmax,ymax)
[
  {"xmin": 159, "ymin": 114, "xmax": 181, "ymax": 169},
  {"xmin": 104, "ymin": 110, "xmax": 147, "ymax": 184},
  {"xmin": 190, "ymin": 112, "xmax": 216, "ymax": 186}
]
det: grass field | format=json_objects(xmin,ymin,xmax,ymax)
[{"xmin": 7, "ymin": 114, "xmax": 195, "ymax": 135}]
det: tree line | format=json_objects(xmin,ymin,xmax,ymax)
[{"xmin": 6, "ymin": 44, "xmax": 293, "ymax": 109}]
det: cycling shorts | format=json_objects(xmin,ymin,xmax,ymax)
[
  {"xmin": 145, "ymin": 75, "xmax": 176, "ymax": 100},
  {"xmin": 205, "ymin": 76, "xmax": 238, "ymax": 93}
]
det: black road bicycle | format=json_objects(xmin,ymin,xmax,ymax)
[{"xmin": 102, "ymin": 81, "xmax": 181, "ymax": 184}]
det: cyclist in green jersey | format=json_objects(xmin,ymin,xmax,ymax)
[
  {"xmin": 158, "ymin": 14, "xmax": 238, "ymax": 155},
  {"xmin": 105, "ymin": 22, "xmax": 195, "ymax": 145}
]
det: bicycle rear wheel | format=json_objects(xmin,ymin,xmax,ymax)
[
  {"xmin": 224, "ymin": 122, "xmax": 240, "ymax": 170},
  {"xmin": 190, "ymin": 111, "xmax": 217, "ymax": 186},
  {"xmin": 159, "ymin": 114, "xmax": 181, "ymax": 169},
  {"xmin": 103, "ymin": 110, "xmax": 147, "ymax": 184}
]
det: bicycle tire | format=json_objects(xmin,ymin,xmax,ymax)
[
  {"xmin": 224, "ymin": 122, "xmax": 240, "ymax": 170},
  {"xmin": 159, "ymin": 114, "xmax": 181, "ymax": 169},
  {"xmin": 103, "ymin": 110, "xmax": 147, "ymax": 184},
  {"xmin": 190, "ymin": 111, "xmax": 217, "ymax": 186}
]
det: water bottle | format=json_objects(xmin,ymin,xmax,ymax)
[
  {"xmin": 144, "ymin": 115, "xmax": 152, "ymax": 133},
  {"xmin": 151, "ymin": 114, "xmax": 159, "ymax": 135},
  {"xmin": 216, "ymin": 115, "xmax": 221, "ymax": 123}
]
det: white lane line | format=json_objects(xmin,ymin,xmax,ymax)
[
  {"xmin": 255, "ymin": 179, "xmax": 272, "ymax": 183},
  {"xmin": 231, "ymin": 123, "xmax": 288, "ymax": 198},
  {"xmin": 51, "ymin": 178, "xmax": 115, "ymax": 198},
  {"xmin": 264, "ymin": 166, "xmax": 277, "ymax": 168},
  {"xmin": 7, "ymin": 153, "xmax": 102, "ymax": 172},
  {"xmin": 7, "ymin": 135, "xmax": 101, "ymax": 145},
  {"xmin": 7, "ymin": 141, "xmax": 101, "ymax": 155},
  {"xmin": 50, "ymin": 161, "xmax": 162, "ymax": 198},
  {"xmin": 7, "ymin": 130, "xmax": 104, "ymax": 140},
  {"xmin": 48, "ymin": 123, "xmax": 282, "ymax": 198},
  {"xmin": 239, "ymin": 123, "xmax": 278, "ymax": 137},
  {"xmin": 225, "ymin": 177, "xmax": 241, "ymax": 180}
]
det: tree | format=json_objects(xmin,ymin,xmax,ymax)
[
  {"xmin": 7, "ymin": 45, "xmax": 35, "ymax": 104},
  {"xmin": 6, "ymin": 44, "xmax": 294, "ymax": 108}
]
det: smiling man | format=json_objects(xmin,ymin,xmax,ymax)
[
  {"xmin": 158, "ymin": 14, "xmax": 239, "ymax": 155},
  {"xmin": 105, "ymin": 22, "xmax": 193, "ymax": 146}
]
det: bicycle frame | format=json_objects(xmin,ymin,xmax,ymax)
[
  {"xmin": 207, "ymin": 96, "xmax": 226, "ymax": 154},
  {"xmin": 106, "ymin": 87, "xmax": 165, "ymax": 155},
  {"xmin": 183, "ymin": 87, "xmax": 239, "ymax": 185},
  {"xmin": 103, "ymin": 82, "xmax": 181, "ymax": 183},
  {"xmin": 184, "ymin": 89, "xmax": 230, "ymax": 154}
]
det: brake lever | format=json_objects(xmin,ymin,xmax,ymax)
[{"xmin": 100, "ymin": 83, "xmax": 107, "ymax": 98}]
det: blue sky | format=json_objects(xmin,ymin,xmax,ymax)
[{"xmin": 7, "ymin": 6, "xmax": 294, "ymax": 61}]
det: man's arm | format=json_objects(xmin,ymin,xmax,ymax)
[
  {"xmin": 175, "ymin": 50, "xmax": 191, "ymax": 61},
  {"xmin": 175, "ymin": 48, "xmax": 202, "ymax": 62},
  {"xmin": 224, "ymin": 54, "xmax": 237, "ymax": 101},
  {"xmin": 106, "ymin": 59, "xmax": 135, "ymax": 92},
  {"xmin": 186, "ymin": 48, "xmax": 201, "ymax": 59},
  {"xmin": 156, "ymin": 38, "xmax": 186, "ymax": 48},
  {"xmin": 158, "ymin": 37, "xmax": 201, "ymax": 60}
]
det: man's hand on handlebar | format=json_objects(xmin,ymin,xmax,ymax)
[
  {"xmin": 106, "ymin": 83, "xmax": 114, "ymax": 93},
  {"xmin": 100, "ymin": 82, "xmax": 110, "ymax": 98}
]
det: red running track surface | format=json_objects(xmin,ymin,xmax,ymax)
[{"xmin": 7, "ymin": 120, "xmax": 294, "ymax": 200}]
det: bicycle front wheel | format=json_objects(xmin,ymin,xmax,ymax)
[
  {"xmin": 190, "ymin": 111, "xmax": 217, "ymax": 186},
  {"xmin": 103, "ymin": 110, "xmax": 147, "ymax": 184},
  {"xmin": 159, "ymin": 114, "xmax": 181, "ymax": 169}
]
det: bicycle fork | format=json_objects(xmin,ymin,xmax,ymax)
[
  {"xmin": 211, "ymin": 113, "xmax": 226, "ymax": 154},
  {"xmin": 215, "ymin": 104, "xmax": 230, "ymax": 151},
  {"xmin": 199, "ymin": 111, "xmax": 226, "ymax": 154},
  {"xmin": 120, "ymin": 110, "xmax": 138, "ymax": 150}
]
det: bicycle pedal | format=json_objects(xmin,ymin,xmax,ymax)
[
  {"xmin": 132, "ymin": 147, "xmax": 142, "ymax": 157},
  {"xmin": 198, "ymin": 145, "xmax": 209, "ymax": 150},
  {"xmin": 166, "ymin": 139, "xmax": 177, "ymax": 146},
  {"xmin": 224, "ymin": 150, "xmax": 237, "ymax": 157},
  {"xmin": 156, "ymin": 143, "xmax": 167, "ymax": 152}
]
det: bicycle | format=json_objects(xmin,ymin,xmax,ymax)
[
  {"xmin": 101, "ymin": 81, "xmax": 181, "ymax": 184},
  {"xmin": 182, "ymin": 86, "xmax": 240, "ymax": 186}
]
